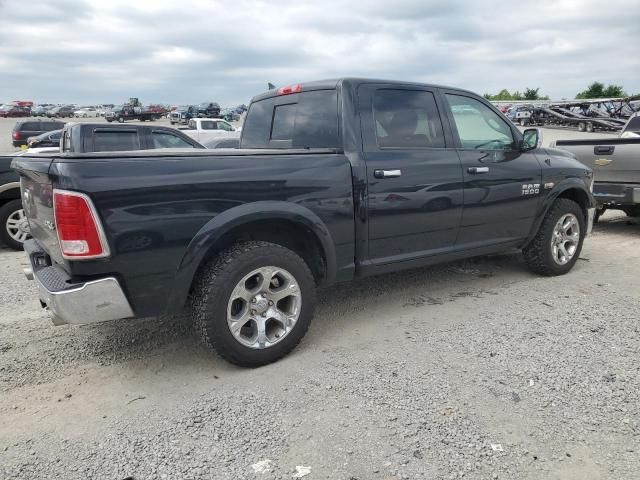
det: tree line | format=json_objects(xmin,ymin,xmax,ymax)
[{"xmin": 483, "ymin": 82, "xmax": 631, "ymax": 101}]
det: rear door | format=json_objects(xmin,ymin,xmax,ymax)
[
  {"xmin": 359, "ymin": 84, "xmax": 463, "ymax": 264},
  {"xmin": 441, "ymin": 91, "xmax": 542, "ymax": 247}
]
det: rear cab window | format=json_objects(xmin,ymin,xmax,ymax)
[
  {"xmin": 93, "ymin": 130, "xmax": 140, "ymax": 152},
  {"xmin": 240, "ymin": 89, "xmax": 339, "ymax": 149}
]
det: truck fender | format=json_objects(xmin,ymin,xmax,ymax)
[
  {"xmin": 166, "ymin": 201, "xmax": 338, "ymax": 313},
  {"xmin": 524, "ymin": 178, "xmax": 593, "ymax": 246}
]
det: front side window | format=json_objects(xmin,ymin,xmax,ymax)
[
  {"xmin": 373, "ymin": 90, "xmax": 445, "ymax": 148},
  {"xmin": 152, "ymin": 131, "xmax": 194, "ymax": 149},
  {"xmin": 216, "ymin": 121, "xmax": 233, "ymax": 131},
  {"xmin": 445, "ymin": 94, "xmax": 514, "ymax": 150}
]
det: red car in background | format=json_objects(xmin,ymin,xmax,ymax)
[
  {"xmin": 145, "ymin": 104, "xmax": 169, "ymax": 116},
  {"xmin": 0, "ymin": 105, "xmax": 31, "ymax": 118}
]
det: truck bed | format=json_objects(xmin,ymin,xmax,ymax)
[{"xmin": 13, "ymin": 148, "xmax": 354, "ymax": 317}]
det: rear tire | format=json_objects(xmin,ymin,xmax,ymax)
[
  {"xmin": 0, "ymin": 199, "xmax": 30, "ymax": 250},
  {"xmin": 586, "ymin": 122, "xmax": 594, "ymax": 133},
  {"xmin": 523, "ymin": 198, "xmax": 586, "ymax": 276},
  {"xmin": 577, "ymin": 122, "xmax": 586, "ymax": 132},
  {"xmin": 190, "ymin": 241, "xmax": 316, "ymax": 367}
]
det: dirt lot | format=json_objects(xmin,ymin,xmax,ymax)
[{"xmin": 0, "ymin": 210, "xmax": 638, "ymax": 480}]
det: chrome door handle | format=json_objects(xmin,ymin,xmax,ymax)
[
  {"xmin": 468, "ymin": 167, "xmax": 489, "ymax": 174},
  {"xmin": 374, "ymin": 169, "xmax": 402, "ymax": 179}
]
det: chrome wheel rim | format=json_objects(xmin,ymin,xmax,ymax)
[
  {"xmin": 6, "ymin": 208, "xmax": 30, "ymax": 243},
  {"xmin": 227, "ymin": 266, "xmax": 301, "ymax": 349},
  {"xmin": 551, "ymin": 213, "xmax": 580, "ymax": 265}
]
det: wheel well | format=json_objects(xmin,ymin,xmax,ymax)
[
  {"xmin": 0, "ymin": 187, "xmax": 20, "ymax": 205},
  {"xmin": 557, "ymin": 188, "xmax": 590, "ymax": 221},
  {"xmin": 198, "ymin": 219, "xmax": 327, "ymax": 286}
]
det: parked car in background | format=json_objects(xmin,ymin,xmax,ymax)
[
  {"xmin": 0, "ymin": 123, "xmax": 204, "ymax": 250},
  {"xmin": 13, "ymin": 78, "xmax": 595, "ymax": 367},
  {"xmin": 180, "ymin": 118, "xmax": 240, "ymax": 144},
  {"xmin": 196, "ymin": 102, "xmax": 221, "ymax": 118},
  {"xmin": 11, "ymin": 120, "xmax": 65, "ymax": 147},
  {"xmin": 506, "ymin": 105, "xmax": 533, "ymax": 125},
  {"xmin": 145, "ymin": 104, "xmax": 169, "ymax": 116},
  {"xmin": 552, "ymin": 136, "xmax": 640, "ymax": 220},
  {"xmin": 58, "ymin": 123, "xmax": 204, "ymax": 152},
  {"xmin": 31, "ymin": 104, "xmax": 54, "ymax": 117},
  {"xmin": 169, "ymin": 105, "xmax": 197, "ymax": 125},
  {"xmin": 221, "ymin": 108, "xmax": 241, "ymax": 121},
  {"xmin": 96, "ymin": 105, "xmax": 115, "ymax": 117},
  {"xmin": 105, "ymin": 105, "xmax": 160, "ymax": 122},
  {"xmin": 74, "ymin": 107, "xmax": 97, "ymax": 117},
  {"xmin": 0, "ymin": 105, "xmax": 30, "ymax": 118},
  {"xmin": 27, "ymin": 129, "xmax": 62, "ymax": 148},
  {"xmin": 47, "ymin": 105, "xmax": 75, "ymax": 118}
]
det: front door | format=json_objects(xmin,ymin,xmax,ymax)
[
  {"xmin": 360, "ymin": 85, "xmax": 464, "ymax": 265},
  {"xmin": 441, "ymin": 92, "xmax": 543, "ymax": 247}
]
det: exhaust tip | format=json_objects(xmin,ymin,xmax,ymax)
[{"xmin": 23, "ymin": 267, "xmax": 34, "ymax": 281}]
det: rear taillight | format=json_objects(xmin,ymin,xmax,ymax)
[
  {"xmin": 53, "ymin": 189, "xmax": 109, "ymax": 259},
  {"xmin": 276, "ymin": 84, "xmax": 302, "ymax": 96},
  {"xmin": 12, "ymin": 131, "xmax": 21, "ymax": 140}
]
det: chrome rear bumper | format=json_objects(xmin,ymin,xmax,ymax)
[{"xmin": 24, "ymin": 240, "xmax": 134, "ymax": 326}]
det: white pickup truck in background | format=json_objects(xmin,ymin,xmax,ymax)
[{"xmin": 179, "ymin": 118, "xmax": 241, "ymax": 144}]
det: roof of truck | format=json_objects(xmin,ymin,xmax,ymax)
[{"xmin": 250, "ymin": 77, "xmax": 476, "ymax": 102}]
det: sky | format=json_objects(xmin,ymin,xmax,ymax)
[{"xmin": 0, "ymin": 0, "xmax": 638, "ymax": 106}]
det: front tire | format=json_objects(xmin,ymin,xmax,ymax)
[
  {"xmin": 190, "ymin": 241, "xmax": 316, "ymax": 367},
  {"xmin": 523, "ymin": 198, "xmax": 586, "ymax": 276},
  {"xmin": 0, "ymin": 200, "xmax": 30, "ymax": 250}
]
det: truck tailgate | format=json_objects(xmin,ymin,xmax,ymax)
[
  {"xmin": 11, "ymin": 155, "xmax": 64, "ymax": 264},
  {"xmin": 554, "ymin": 138, "xmax": 640, "ymax": 184}
]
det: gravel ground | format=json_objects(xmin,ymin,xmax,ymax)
[{"xmin": 0, "ymin": 211, "xmax": 638, "ymax": 480}]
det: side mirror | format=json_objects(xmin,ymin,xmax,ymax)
[{"xmin": 521, "ymin": 128, "xmax": 543, "ymax": 151}]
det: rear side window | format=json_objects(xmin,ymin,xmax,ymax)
[
  {"xmin": 241, "ymin": 89, "xmax": 339, "ymax": 149},
  {"xmin": 200, "ymin": 120, "xmax": 216, "ymax": 130},
  {"xmin": 373, "ymin": 90, "xmax": 445, "ymax": 149},
  {"xmin": 21, "ymin": 122, "xmax": 40, "ymax": 131},
  {"xmin": 93, "ymin": 130, "xmax": 140, "ymax": 152}
]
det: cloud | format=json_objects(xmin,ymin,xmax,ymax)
[{"xmin": 0, "ymin": 0, "xmax": 638, "ymax": 105}]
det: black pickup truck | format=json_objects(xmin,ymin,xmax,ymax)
[{"xmin": 13, "ymin": 78, "xmax": 595, "ymax": 367}]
